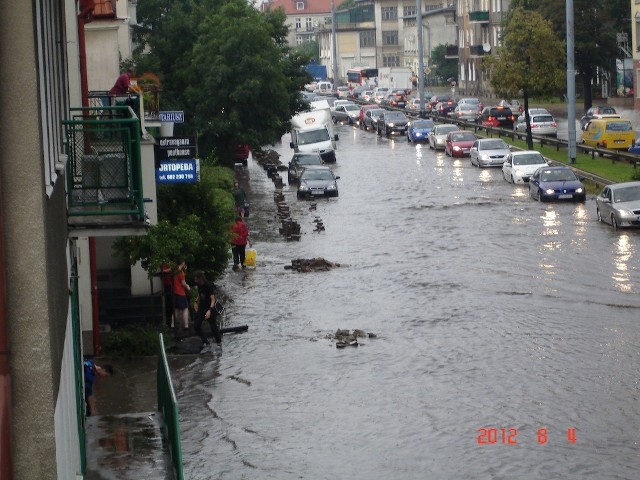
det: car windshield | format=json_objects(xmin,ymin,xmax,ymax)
[
  {"xmin": 298, "ymin": 129, "xmax": 330, "ymax": 144},
  {"xmin": 452, "ymin": 132, "xmax": 476, "ymax": 141},
  {"xmin": 371, "ymin": 110, "xmax": 385, "ymax": 117},
  {"xmin": 513, "ymin": 153, "xmax": 545, "ymax": 166},
  {"xmin": 481, "ymin": 140, "xmax": 508, "ymax": 150},
  {"xmin": 344, "ymin": 104, "xmax": 360, "ymax": 111},
  {"xmin": 437, "ymin": 125, "xmax": 458, "ymax": 134},
  {"xmin": 413, "ymin": 120, "xmax": 435, "ymax": 128},
  {"xmin": 613, "ymin": 186, "xmax": 640, "ymax": 203},
  {"xmin": 490, "ymin": 108, "xmax": 511, "ymax": 115},
  {"xmin": 295, "ymin": 155, "xmax": 322, "ymax": 165},
  {"xmin": 386, "ymin": 113, "xmax": 407, "ymax": 121},
  {"xmin": 540, "ymin": 169, "xmax": 577, "ymax": 182},
  {"xmin": 606, "ymin": 122, "xmax": 632, "ymax": 131},
  {"xmin": 302, "ymin": 169, "xmax": 334, "ymax": 181}
]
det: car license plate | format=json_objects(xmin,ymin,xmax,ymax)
[
  {"xmin": 497, "ymin": 116, "xmax": 506, "ymax": 120},
  {"xmin": 614, "ymin": 140, "xmax": 625, "ymax": 144},
  {"xmin": 558, "ymin": 194, "xmax": 572, "ymax": 199},
  {"xmin": 311, "ymin": 190, "xmax": 324, "ymax": 195}
]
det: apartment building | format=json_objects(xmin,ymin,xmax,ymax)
[
  {"xmin": 261, "ymin": 0, "xmax": 333, "ymax": 46},
  {"xmin": 632, "ymin": 0, "xmax": 640, "ymax": 109}
]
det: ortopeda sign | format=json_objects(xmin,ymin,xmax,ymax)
[
  {"xmin": 156, "ymin": 159, "xmax": 200, "ymax": 184},
  {"xmin": 156, "ymin": 136, "xmax": 197, "ymax": 160}
]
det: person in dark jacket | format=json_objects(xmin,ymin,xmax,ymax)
[{"xmin": 193, "ymin": 271, "xmax": 223, "ymax": 355}]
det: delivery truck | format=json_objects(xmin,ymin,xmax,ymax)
[{"xmin": 289, "ymin": 100, "xmax": 339, "ymax": 163}]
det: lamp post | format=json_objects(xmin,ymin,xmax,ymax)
[
  {"xmin": 566, "ymin": 0, "xmax": 577, "ymax": 163},
  {"xmin": 331, "ymin": 0, "xmax": 338, "ymax": 94},
  {"xmin": 416, "ymin": 0, "xmax": 425, "ymax": 117}
]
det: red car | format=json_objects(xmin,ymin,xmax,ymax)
[
  {"xmin": 444, "ymin": 130, "xmax": 477, "ymax": 157},
  {"xmin": 236, "ymin": 144, "xmax": 250, "ymax": 166}
]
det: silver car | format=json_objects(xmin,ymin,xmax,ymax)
[
  {"xmin": 596, "ymin": 181, "xmax": 640, "ymax": 229},
  {"xmin": 469, "ymin": 138, "xmax": 511, "ymax": 167},
  {"xmin": 297, "ymin": 166, "xmax": 340, "ymax": 199},
  {"xmin": 332, "ymin": 103, "xmax": 360, "ymax": 125},
  {"xmin": 428, "ymin": 124, "xmax": 459, "ymax": 150},
  {"xmin": 502, "ymin": 151, "xmax": 549, "ymax": 184},
  {"xmin": 515, "ymin": 113, "xmax": 558, "ymax": 137}
]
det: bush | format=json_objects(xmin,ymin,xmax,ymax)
[{"xmin": 102, "ymin": 324, "xmax": 172, "ymax": 357}]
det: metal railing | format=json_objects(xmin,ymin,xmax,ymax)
[
  {"xmin": 63, "ymin": 106, "xmax": 145, "ymax": 218},
  {"xmin": 157, "ymin": 333, "xmax": 185, "ymax": 480}
]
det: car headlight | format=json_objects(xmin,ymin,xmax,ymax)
[
  {"xmin": 326, "ymin": 184, "xmax": 337, "ymax": 190},
  {"xmin": 514, "ymin": 169, "xmax": 524, "ymax": 176},
  {"xmin": 453, "ymin": 146, "xmax": 461, "ymax": 151},
  {"xmin": 575, "ymin": 187, "xmax": 583, "ymax": 193},
  {"xmin": 299, "ymin": 184, "xmax": 310, "ymax": 192},
  {"xmin": 619, "ymin": 209, "xmax": 634, "ymax": 218},
  {"xmin": 545, "ymin": 188, "xmax": 555, "ymax": 195},
  {"xmin": 388, "ymin": 123, "xmax": 395, "ymax": 127},
  {"xmin": 480, "ymin": 154, "xmax": 490, "ymax": 160}
]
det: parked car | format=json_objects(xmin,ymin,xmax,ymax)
[
  {"xmin": 528, "ymin": 166, "xmax": 585, "ymax": 202},
  {"xmin": 580, "ymin": 105, "xmax": 617, "ymax": 129},
  {"xmin": 288, "ymin": 152, "xmax": 324, "ymax": 183},
  {"xmin": 515, "ymin": 113, "xmax": 558, "ymax": 137},
  {"xmin": 332, "ymin": 103, "xmax": 360, "ymax": 124},
  {"xmin": 434, "ymin": 100, "xmax": 458, "ymax": 116},
  {"xmin": 406, "ymin": 119, "xmax": 436, "ymax": 143},
  {"xmin": 377, "ymin": 111, "xmax": 410, "ymax": 136},
  {"xmin": 595, "ymin": 181, "xmax": 640, "ymax": 229},
  {"xmin": 428, "ymin": 124, "xmax": 459, "ymax": 150},
  {"xmin": 501, "ymin": 150, "xmax": 548, "ymax": 183},
  {"xmin": 581, "ymin": 118, "xmax": 634, "ymax": 151},
  {"xmin": 235, "ymin": 144, "xmax": 250, "ymax": 166},
  {"xmin": 358, "ymin": 104, "xmax": 380, "ymax": 127},
  {"xmin": 335, "ymin": 86, "xmax": 350, "ymax": 98},
  {"xmin": 444, "ymin": 130, "xmax": 477, "ymax": 157},
  {"xmin": 479, "ymin": 105, "xmax": 516, "ymax": 130},
  {"xmin": 469, "ymin": 138, "xmax": 511, "ymax": 168},
  {"xmin": 363, "ymin": 108, "xmax": 386, "ymax": 131},
  {"xmin": 297, "ymin": 165, "xmax": 340, "ymax": 198}
]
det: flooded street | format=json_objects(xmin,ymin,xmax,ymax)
[{"xmin": 171, "ymin": 121, "xmax": 640, "ymax": 479}]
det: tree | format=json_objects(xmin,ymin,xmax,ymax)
[
  {"xmin": 430, "ymin": 44, "xmax": 457, "ymax": 85},
  {"xmin": 485, "ymin": 7, "xmax": 565, "ymax": 150},
  {"xmin": 133, "ymin": 0, "xmax": 310, "ymax": 164},
  {"xmin": 295, "ymin": 40, "xmax": 319, "ymax": 64},
  {"xmin": 510, "ymin": 0, "xmax": 619, "ymax": 111}
]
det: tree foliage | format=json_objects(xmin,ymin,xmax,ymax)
[
  {"xmin": 430, "ymin": 44, "xmax": 457, "ymax": 84},
  {"xmin": 133, "ymin": 0, "xmax": 311, "ymax": 164},
  {"xmin": 509, "ymin": 0, "xmax": 620, "ymax": 110}
]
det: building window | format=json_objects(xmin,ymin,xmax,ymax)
[
  {"xmin": 381, "ymin": 7, "xmax": 397, "ymax": 20},
  {"xmin": 93, "ymin": 0, "xmax": 116, "ymax": 18},
  {"xmin": 383, "ymin": 55, "xmax": 400, "ymax": 67},
  {"xmin": 382, "ymin": 30, "xmax": 398, "ymax": 46},
  {"xmin": 297, "ymin": 2, "xmax": 304, "ymax": 10},
  {"xmin": 306, "ymin": 17, "xmax": 313, "ymax": 30},
  {"xmin": 360, "ymin": 30, "xmax": 375, "ymax": 47},
  {"xmin": 296, "ymin": 35, "xmax": 305, "ymax": 45},
  {"xmin": 427, "ymin": 3, "xmax": 444, "ymax": 11},
  {"xmin": 295, "ymin": 18, "xmax": 301, "ymax": 29},
  {"xmin": 403, "ymin": 5, "xmax": 417, "ymax": 17}
]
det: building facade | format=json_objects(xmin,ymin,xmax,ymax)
[
  {"xmin": 632, "ymin": 0, "xmax": 640, "ymax": 109},
  {"xmin": 261, "ymin": 0, "xmax": 333, "ymax": 47}
]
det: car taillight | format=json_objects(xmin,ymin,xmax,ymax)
[
  {"xmin": 488, "ymin": 116, "xmax": 494, "ymax": 121},
  {"xmin": 602, "ymin": 139, "xmax": 607, "ymax": 147},
  {"xmin": 551, "ymin": 122, "xmax": 557, "ymax": 127}
]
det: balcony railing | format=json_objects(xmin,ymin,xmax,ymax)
[
  {"xmin": 469, "ymin": 11, "xmax": 489, "ymax": 23},
  {"xmin": 63, "ymin": 105, "xmax": 144, "ymax": 219},
  {"xmin": 445, "ymin": 45, "xmax": 459, "ymax": 58}
]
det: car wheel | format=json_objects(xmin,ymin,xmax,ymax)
[
  {"xmin": 597, "ymin": 209, "xmax": 603, "ymax": 223},
  {"xmin": 407, "ymin": 134, "xmax": 411, "ymax": 143},
  {"xmin": 511, "ymin": 175, "xmax": 515, "ymax": 183},
  {"xmin": 332, "ymin": 117, "xmax": 337, "ymax": 124},
  {"xmin": 377, "ymin": 126, "xmax": 381, "ymax": 136},
  {"xmin": 385, "ymin": 126, "xmax": 390, "ymax": 137},
  {"xmin": 348, "ymin": 118, "xmax": 353, "ymax": 125},
  {"xmin": 288, "ymin": 174, "xmax": 294, "ymax": 184},
  {"xmin": 611, "ymin": 214, "xmax": 618, "ymax": 230}
]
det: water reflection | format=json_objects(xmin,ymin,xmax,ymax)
[{"xmin": 613, "ymin": 234, "xmax": 634, "ymax": 293}]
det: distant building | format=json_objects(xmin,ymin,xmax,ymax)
[
  {"xmin": 631, "ymin": 0, "xmax": 640, "ymax": 108},
  {"xmin": 261, "ymin": 0, "xmax": 333, "ymax": 47}
]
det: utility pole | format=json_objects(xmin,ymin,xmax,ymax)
[
  {"xmin": 416, "ymin": 0, "xmax": 425, "ymax": 117},
  {"xmin": 331, "ymin": 0, "xmax": 339, "ymax": 94},
  {"xmin": 566, "ymin": 0, "xmax": 577, "ymax": 163}
]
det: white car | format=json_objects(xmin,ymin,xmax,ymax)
[
  {"xmin": 502, "ymin": 151, "xmax": 549, "ymax": 184},
  {"xmin": 469, "ymin": 138, "xmax": 511, "ymax": 167},
  {"xmin": 373, "ymin": 87, "xmax": 390, "ymax": 103},
  {"xmin": 516, "ymin": 108, "xmax": 550, "ymax": 124},
  {"xmin": 427, "ymin": 124, "xmax": 459, "ymax": 150},
  {"xmin": 335, "ymin": 86, "xmax": 350, "ymax": 98},
  {"xmin": 515, "ymin": 113, "xmax": 558, "ymax": 137},
  {"xmin": 331, "ymin": 100, "xmax": 355, "ymax": 112}
]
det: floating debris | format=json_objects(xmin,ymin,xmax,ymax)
[
  {"xmin": 331, "ymin": 329, "xmax": 377, "ymax": 348},
  {"xmin": 285, "ymin": 257, "xmax": 340, "ymax": 272}
]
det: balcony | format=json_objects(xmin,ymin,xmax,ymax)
[
  {"xmin": 63, "ymin": 105, "xmax": 145, "ymax": 226},
  {"xmin": 445, "ymin": 45, "xmax": 459, "ymax": 58},
  {"xmin": 469, "ymin": 11, "xmax": 489, "ymax": 23},
  {"xmin": 469, "ymin": 45, "xmax": 486, "ymax": 57}
]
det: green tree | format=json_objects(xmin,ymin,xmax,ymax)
[
  {"xmin": 510, "ymin": 0, "xmax": 619, "ymax": 111},
  {"xmin": 485, "ymin": 7, "xmax": 565, "ymax": 150},
  {"xmin": 429, "ymin": 44, "xmax": 457, "ymax": 85},
  {"xmin": 295, "ymin": 40, "xmax": 319, "ymax": 64}
]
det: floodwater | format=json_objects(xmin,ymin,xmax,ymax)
[{"xmin": 170, "ymin": 121, "xmax": 640, "ymax": 479}]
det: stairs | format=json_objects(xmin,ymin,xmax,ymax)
[{"xmin": 98, "ymin": 286, "xmax": 165, "ymax": 328}]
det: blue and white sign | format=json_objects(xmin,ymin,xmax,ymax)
[
  {"xmin": 159, "ymin": 111, "xmax": 185, "ymax": 123},
  {"xmin": 156, "ymin": 159, "xmax": 199, "ymax": 184}
]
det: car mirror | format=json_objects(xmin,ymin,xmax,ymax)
[
  {"xmin": 601, "ymin": 197, "xmax": 611, "ymax": 204},
  {"xmin": 335, "ymin": 176, "xmax": 340, "ymax": 180}
]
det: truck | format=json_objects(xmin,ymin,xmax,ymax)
[
  {"xmin": 289, "ymin": 99, "xmax": 339, "ymax": 163},
  {"xmin": 377, "ymin": 67, "xmax": 414, "ymax": 94}
]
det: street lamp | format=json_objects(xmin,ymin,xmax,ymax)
[{"xmin": 566, "ymin": 0, "xmax": 577, "ymax": 163}]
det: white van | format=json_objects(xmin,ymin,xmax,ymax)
[{"xmin": 314, "ymin": 81, "xmax": 333, "ymax": 96}]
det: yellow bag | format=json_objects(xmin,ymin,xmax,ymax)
[{"xmin": 245, "ymin": 248, "xmax": 257, "ymax": 268}]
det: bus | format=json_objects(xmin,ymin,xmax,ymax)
[{"xmin": 346, "ymin": 68, "xmax": 378, "ymax": 88}]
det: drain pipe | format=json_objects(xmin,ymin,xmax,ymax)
[{"xmin": 0, "ymin": 186, "xmax": 14, "ymax": 479}]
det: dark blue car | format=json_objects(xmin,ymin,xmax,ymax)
[
  {"xmin": 528, "ymin": 166, "xmax": 586, "ymax": 202},
  {"xmin": 406, "ymin": 119, "xmax": 436, "ymax": 143}
]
